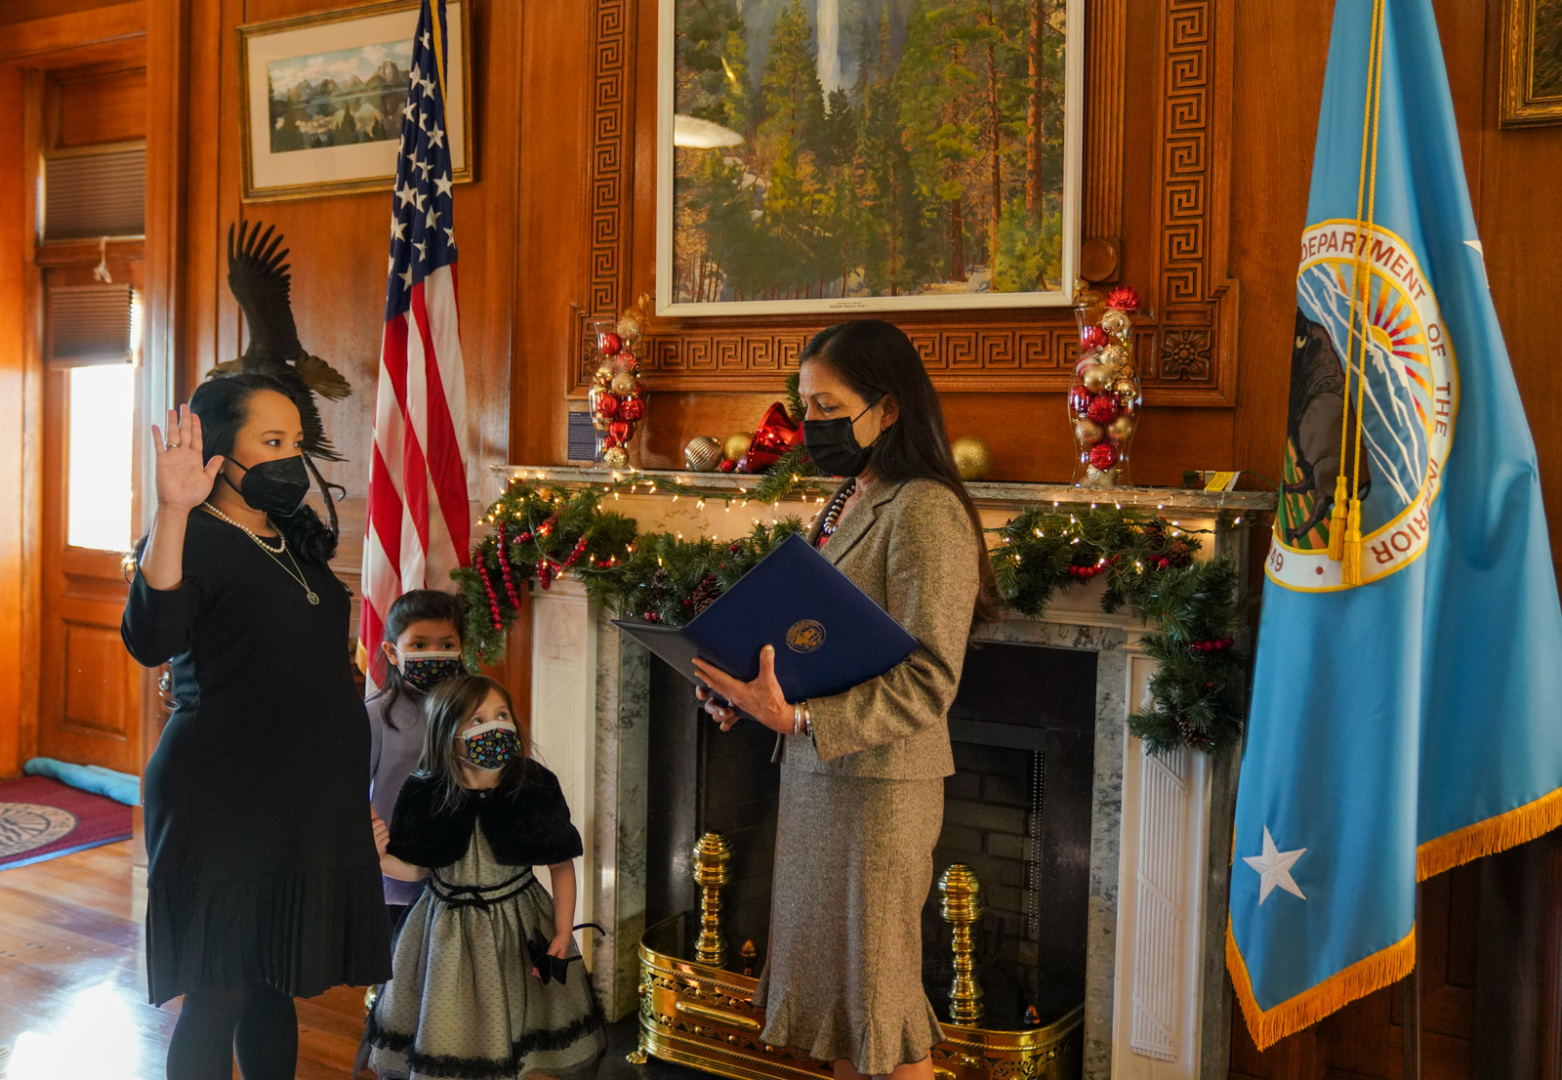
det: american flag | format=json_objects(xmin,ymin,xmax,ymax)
[{"xmin": 358, "ymin": 0, "xmax": 470, "ymax": 688}]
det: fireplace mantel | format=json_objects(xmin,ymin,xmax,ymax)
[{"xmin": 504, "ymin": 463, "xmax": 1274, "ymax": 1080}]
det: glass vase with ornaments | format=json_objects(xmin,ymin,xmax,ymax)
[
  {"xmin": 587, "ymin": 294, "xmax": 653, "ymax": 468},
  {"xmin": 1068, "ymin": 282, "xmax": 1142, "ymax": 487}
]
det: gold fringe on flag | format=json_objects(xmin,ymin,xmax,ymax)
[
  {"xmin": 1227, "ymin": 919, "xmax": 1414, "ymax": 1051},
  {"xmin": 1418, "ymin": 783, "xmax": 1562, "ymax": 881}
]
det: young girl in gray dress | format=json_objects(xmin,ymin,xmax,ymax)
[{"xmin": 366, "ymin": 675, "xmax": 605, "ymax": 1080}]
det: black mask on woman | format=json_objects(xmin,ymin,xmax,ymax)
[
  {"xmin": 223, "ymin": 455, "xmax": 311, "ymax": 517},
  {"xmin": 803, "ymin": 401, "xmax": 882, "ymax": 478}
]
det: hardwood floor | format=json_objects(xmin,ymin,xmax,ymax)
[{"xmin": 0, "ymin": 840, "xmax": 369, "ymax": 1080}]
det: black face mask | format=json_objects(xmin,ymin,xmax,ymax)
[
  {"xmin": 803, "ymin": 401, "xmax": 882, "ymax": 478},
  {"xmin": 223, "ymin": 455, "xmax": 310, "ymax": 517}
]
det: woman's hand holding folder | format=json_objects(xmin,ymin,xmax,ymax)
[{"xmin": 693, "ymin": 646, "xmax": 791, "ymax": 734}]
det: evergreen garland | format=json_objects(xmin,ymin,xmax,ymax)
[
  {"xmin": 455, "ymin": 481, "xmax": 1256, "ymax": 757},
  {"xmin": 450, "ymin": 481, "xmax": 637, "ymax": 663},
  {"xmin": 991, "ymin": 506, "xmax": 1247, "ymax": 754}
]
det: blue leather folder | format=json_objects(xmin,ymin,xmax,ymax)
[{"xmin": 612, "ymin": 532, "xmax": 919, "ymax": 701}]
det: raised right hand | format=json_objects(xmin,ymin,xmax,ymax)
[{"xmin": 151, "ymin": 405, "xmax": 223, "ymax": 513}]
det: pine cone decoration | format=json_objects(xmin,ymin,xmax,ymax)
[
  {"xmin": 1177, "ymin": 717, "xmax": 1214, "ymax": 751},
  {"xmin": 1169, "ymin": 540, "xmax": 1192, "ymax": 565},
  {"xmin": 645, "ymin": 567, "xmax": 671, "ymax": 610},
  {"xmin": 691, "ymin": 574, "xmax": 723, "ymax": 615}
]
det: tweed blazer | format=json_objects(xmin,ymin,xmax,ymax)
[{"xmin": 777, "ymin": 475, "xmax": 980, "ymax": 780}]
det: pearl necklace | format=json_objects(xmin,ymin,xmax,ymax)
[
  {"xmin": 201, "ymin": 502, "xmax": 320, "ymax": 605},
  {"xmin": 817, "ymin": 479, "xmax": 857, "ymax": 547}
]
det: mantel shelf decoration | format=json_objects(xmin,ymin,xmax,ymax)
[{"xmin": 456, "ymin": 469, "xmax": 1273, "ymax": 756}]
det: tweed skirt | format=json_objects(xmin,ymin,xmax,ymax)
[{"xmin": 754, "ymin": 766, "xmax": 945, "ymax": 1075}]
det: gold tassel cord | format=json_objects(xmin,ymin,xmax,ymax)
[
  {"xmin": 1341, "ymin": 0, "xmax": 1387, "ymax": 586},
  {"xmin": 1326, "ymin": 475, "xmax": 1350, "ymax": 560},
  {"xmin": 1330, "ymin": 0, "xmax": 1383, "ymax": 565}
]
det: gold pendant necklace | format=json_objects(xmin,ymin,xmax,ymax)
[{"xmin": 202, "ymin": 502, "xmax": 320, "ymax": 605}]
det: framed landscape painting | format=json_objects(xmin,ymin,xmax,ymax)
[
  {"xmin": 239, "ymin": 0, "xmax": 471, "ymax": 202},
  {"xmin": 656, "ymin": 0, "xmax": 1084, "ymax": 317}
]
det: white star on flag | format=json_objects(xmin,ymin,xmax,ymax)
[{"xmin": 1243, "ymin": 827, "xmax": 1307, "ymax": 905}]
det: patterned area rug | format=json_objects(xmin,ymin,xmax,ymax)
[{"xmin": 0, "ymin": 775, "xmax": 133, "ymax": 871}]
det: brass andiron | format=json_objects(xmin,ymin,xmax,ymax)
[
  {"xmin": 692, "ymin": 832, "xmax": 732, "ymax": 968},
  {"xmin": 939, "ymin": 863, "xmax": 984, "ymax": 1025}
]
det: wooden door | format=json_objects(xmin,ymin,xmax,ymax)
[{"xmin": 37, "ymin": 258, "xmax": 145, "ymax": 774}]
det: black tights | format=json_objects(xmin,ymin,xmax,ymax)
[{"xmin": 166, "ymin": 984, "xmax": 298, "ymax": 1080}]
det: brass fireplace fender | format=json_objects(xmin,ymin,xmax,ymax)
[{"xmin": 632, "ymin": 924, "xmax": 1085, "ymax": 1080}]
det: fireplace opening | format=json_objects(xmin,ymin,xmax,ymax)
[{"xmin": 641, "ymin": 641, "xmax": 1096, "ymax": 1030}]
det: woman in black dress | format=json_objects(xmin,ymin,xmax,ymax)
[{"xmin": 122, "ymin": 374, "xmax": 391, "ymax": 1080}]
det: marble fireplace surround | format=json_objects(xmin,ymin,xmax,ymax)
[{"xmin": 503, "ymin": 466, "xmax": 1273, "ymax": 1080}]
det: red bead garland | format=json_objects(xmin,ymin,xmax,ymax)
[
  {"xmin": 477, "ymin": 561, "xmax": 503, "ymax": 631},
  {"xmin": 495, "ymin": 524, "xmax": 522, "ymax": 608}
]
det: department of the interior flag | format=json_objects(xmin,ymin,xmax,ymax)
[{"xmin": 1229, "ymin": 0, "xmax": 1562, "ymax": 1049}]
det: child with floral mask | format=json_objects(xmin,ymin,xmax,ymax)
[
  {"xmin": 354, "ymin": 588, "xmax": 469, "ymax": 1076},
  {"xmin": 366, "ymin": 676, "xmax": 606, "ymax": 1078}
]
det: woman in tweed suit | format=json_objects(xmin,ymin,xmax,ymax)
[{"xmin": 693, "ymin": 320, "xmax": 997, "ymax": 1080}]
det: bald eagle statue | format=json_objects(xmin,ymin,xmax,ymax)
[{"xmin": 207, "ymin": 219, "xmax": 353, "ymax": 534}]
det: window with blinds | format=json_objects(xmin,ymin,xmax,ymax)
[
  {"xmin": 46, "ymin": 284, "xmax": 137, "ymax": 368},
  {"xmin": 41, "ymin": 145, "xmax": 146, "ymax": 241}
]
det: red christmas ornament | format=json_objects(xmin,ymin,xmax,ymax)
[
  {"xmin": 595, "ymin": 392, "xmax": 621, "ymax": 419},
  {"xmin": 608, "ymin": 420, "xmax": 632, "ymax": 443},
  {"xmin": 1106, "ymin": 286, "xmax": 1140, "ymax": 311},
  {"xmin": 644, "ymin": 611, "xmax": 661, "ymax": 623},
  {"xmin": 1088, "ymin": 442, "xmax": 1119, "ymax": 470},
  {"xmin": 1068, "ymin": 387, "xmax": 1092, "ymax": 416},
  {"xmin": 599, "ymin": 331, "xmax": 623, "ymax": 356},
  {"xmin": 1085, "ymin": 394, "xmax": 1120, "ymax": 425},
  {"xmin": 1080, "ymin": 325, "xmax": 1108, "ymax": 350},
  {"xmin": 614, "ymin": 352, "xmax": 639, "ymax": 374},
  {"xmin": 719, "ymin": 459, "xmax": 736, "ymax": 473},
  {"xmin": 621, "ymin": 396, "xmax": 646, "ymax": 422},
  {"xmin": 601, "ymin": 434, "xmax": 619, "ymax": 451},
  {"xmin": 538, "ymin": 561, "xmax": 553, "ymax": 590}
]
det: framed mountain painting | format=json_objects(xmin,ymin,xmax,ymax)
[
  {"xmin": 239, "ymin": 0, "xmax": 472, "ymax": 202},
  {"xmin": 656, "ymin": 0, "xmax": 1084, "ymax": 316}
]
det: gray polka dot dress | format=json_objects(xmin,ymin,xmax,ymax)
[{"xmin": 367, "ymin": 769, "xmax": 605, "ymax": 1079}]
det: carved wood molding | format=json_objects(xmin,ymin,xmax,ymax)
[{"xmin": 575, "ymin": 0, "xmax": 1236, "ymax": 406}]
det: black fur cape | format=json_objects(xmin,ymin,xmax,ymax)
[{"xmin": 385, "ymin": 759, "xmax": 583, "ymax": 870}]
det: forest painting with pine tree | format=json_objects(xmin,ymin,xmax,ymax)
[{"xmin": 661, "ymin": 0, "xmax": 1078, "ymax": 314}]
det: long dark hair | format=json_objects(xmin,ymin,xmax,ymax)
[
  {"xmin": 189, "ymin": 373, "xmax": 337, "ymax": 564},
  {"xmin": 418, "ymin": 675, "xmax": 532, "ymax": 813},
  {"xmin": 800, "ymin": 319, "xmax": 999, "ymax": 627},
  {"xmin": 378, "ymin": 588, "xmax": 469, "ymax": 723}
]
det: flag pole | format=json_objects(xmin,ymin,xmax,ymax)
[{"xmin": 1402, "ymin": 883, "xmax": 1423, "ymax": 1080}]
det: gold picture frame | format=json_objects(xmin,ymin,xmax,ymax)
[
  {"xmin": 1502, "ymin": 0, "xmax": 1562, "ymax": 128},
  {"xmin": 238, "ymin": 0, "xmax": 473, "ymax": 202}
]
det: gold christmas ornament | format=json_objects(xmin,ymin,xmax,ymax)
[
  {"xmin": 1100, "ymin": 308, "xmax": 1132, "ymax": 338},
  {"xmin": 1081, "ymin": 364, "xmax": 1111, "ymax": 393},
  {"xmin": 1113, "ymin": 378, "xmax": 1139, "ymax": 413},
  {"xmin": 950, "ymin": 436, "xmax": 993, "ymax": 481},
  {"xmin": 1100, "ymin": 343, "xmax": 1127, "ymax": 372},
  {"xmin": 1073, "ymin": 419, "xmax": 1104, "ymax": 447},
  {"xmin": 602, "ymin": 445, "xmax": 629, "ymax": 467},
  {"xmin": 595, "ymin": 360, "xmax": 615, "ymax": 384},
  {"xmin": 723, "ymin": 432, "xmax": 753, "ymax": 462},
  {"xmin": 1108, "ymin": 416, "xmax": 1135, "ymax": 442},
  {"xmin": 610, "ymin": 372, "xmax": 638, "ymax": 396},
  {"xmin": 683, "ymin": 436, "xmax": 723, "ymax": 472}
]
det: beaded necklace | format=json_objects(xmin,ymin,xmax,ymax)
[
  {"xmin": 816, "ymin": 479, "xmax": 857, "ymax": 548},
  {"xmin": 201, "ymin": 501, "xmax": 320, "ymax": 605}
]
